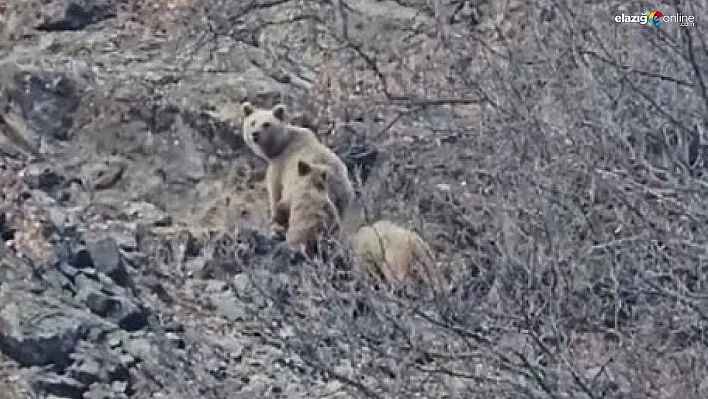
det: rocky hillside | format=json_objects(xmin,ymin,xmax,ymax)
[{"xmin": 2, "ymin": 0, "xmax": 708, "ymax": 398}]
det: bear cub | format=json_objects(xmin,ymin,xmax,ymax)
[
  {"xmin": 351, "ymin": 220, "xmax": 440, "ymax": 290},
  {"xmin": 272, "ymin": 159, "xmax": 342, "ymax": 255}
]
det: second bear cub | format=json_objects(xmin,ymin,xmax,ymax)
[
  {"xmin": 351, "ymin": 220, "xmax": 441, "ymax": 290},
  {"xmin": 273, "ymin": 159, "xmax": 342, "ymax": 254}
]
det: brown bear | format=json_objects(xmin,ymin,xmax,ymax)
[
  {"xmin": 350, "ymin": 220, "xmax": 441, "ymax": 290},
  {"xmin": 272, "ymin": 159, "xmax": 342, "ymax": 254},
  {"xmin": 240, "ymin": 102, "xmax": 354, "ymax": 229}
]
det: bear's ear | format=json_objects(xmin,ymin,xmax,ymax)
[
  {"xmin": 272, "ymin": 104, "xmax": 286, "ymax": 121},
  {"xmin": 241, "ymin": 102, "xmax": 255, "ymax": 117},
  {"xmin": 297, "ymin": 160, "xmax": 311, "ymax": 176}
]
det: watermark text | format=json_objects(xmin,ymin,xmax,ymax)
[{"xmin": 614, "ymin": 11, "xmax": 695, "ymax": 27}]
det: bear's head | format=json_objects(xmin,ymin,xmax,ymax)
[
  {"xmin": 297, "ymin": 160, "xmax": 329, "ymax": 192},
  {"xmin": 241, "ymin": 102, "xmax": 289, "ymax": 159}
]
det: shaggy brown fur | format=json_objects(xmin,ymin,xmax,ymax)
[
  {"xmin": 272, "ymin": 160, "xmax": 342, "ymax": 254},
  {"xmin": 351, "ymin": 220, "xmax": 440, "ymax": 290},
  {"xmin": 240, "ymin": 102, "xmax": 354, "ymax": 229}
]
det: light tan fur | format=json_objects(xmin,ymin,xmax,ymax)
[
  {"xmin": 240, "ymin": 102, "xmax": 354, "ymax": 228},
  {"xmin": 272, "ymin": 160, "xmax": 342, "ymax": 254},
  {"xmin": 351, "ymin": 220, "xmax": 440, "ymax": 290}
]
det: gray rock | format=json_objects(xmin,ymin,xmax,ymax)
[
  {"xmin": 284, "ymin": 383, "xmax": 302, "ymax": 397},
  {"xmin": 119, "ymin": 354, "xmax": 137, "ymax": 368},
  {"xmin": 124, "ymin": 172, "xmax": 165, "ymax": 203},
  {"xmin": 66, "ymin": 345, "xmax": 130, "ymax": 386},
  {"xmin": 204, "ymin": 279, "xmax": 228, "ymax": 294},
  {"xmin": 29, "ymin": 188, "xmax": 58, "ymax": 206},
  {"xmin": 68, "ymin": 355, "xmax": 107, "ymax": 384},
  {"xmin": 35, "ymin": 0, "xmax": 119, "ymax": 32},
  {"xmin": 325, "ymin": 379, "xmax": 344, "ymax": 392},
  {"xmin": 210, "ymin": 292, "xmax": 247, "ymax": 322},
  {"xmin": 47, "ymin": 207, "xmax": 77, "ymax": 234},
  {"xmin": 165, "ymin": 332, "xmax": 185, "ymax": 349},
  {"xmin": 42, "ymin": 266, "xmax": 74, "ymax": 291},
  {"xmin": 170, "ymin": 229, "xmax": 201, "ymax": 262},
  {"xmin": 86, "ymin": 160, "xmax": 125, "ymax": 190},
  {"xmin": 83, "ymin": 384, "xmax": 126, "ymax": 399},
  {"xmin": 86, "ymin": 237, "xmax": 129, "ymax": 287},
  {"xmin": 70, "ymin": 245, "xmax": 94, "ymax": 269},
  {"xmin": 0, "ymin": 284, "xmax": 110, "ymax": 367},
  {"xmin": 111, "ymin": 380, "xmax": 129, "ymax": 394},
  {"xmin": 240, "ymin": 374, "xmax": 268, "ymax": 396},
  {"xmin": 0, "ymin": 244, "xmax": 35, "ymax": 281},
  {"xmin": 8, "ymin": 71, "xmax": 79, "ymax": 141},
  {"xmin": 110, "ymin": 230, "xmax": 138, "ymax": 252},
  {"xmin": 23, "ymin": 164, "xmax": 64, "ymax": 192},
  {"xmin": 185, "ymin": 257, "xmax": 206, "ymax": 275},
  {"xmin": 74, "ymin": 274, "xmax": 148, "ymax": 331},
  {"xmin": 232, "ymin": 273, "xmax": 253, "ymax": 296},
  {"xmin": 120, "ymin": 201, "xmax": 172, "ymax": 227},
  {"xmin": 232, "ymin": 271, "xmax": 270, "ymax": 308},
  {"xmin": 164, "ymin": 150, "xmax": 205, "ymax": 184},
  {"xmin": 96, "ymin": 270, "xmax": 118, "ymax": 286},
  {"xmin": 58, "ymin": 262, "xmax": 80, "ymax": 278},
  {"xmin": 63, "ymin": 180, "xmax": 91, "ymax": 207},
  {"xmin": 107, "ymin": 334, "xmax": 123, "ymax": 348},
  {"xmin": 31, "ymin": 372, "xmax": 87, "ymax": 398},
  {"xmin": 122, "ymin": 337, "xmax": 159, "ymax": 362}
]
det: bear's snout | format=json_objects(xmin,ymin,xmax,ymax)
[{"xmin": 251, "ymin": 131, "xmax": 261, "ymax": 143}]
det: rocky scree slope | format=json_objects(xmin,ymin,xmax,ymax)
[{"xmin": 0, "ymin": 1, "xmax": 384, "ymax": 398}]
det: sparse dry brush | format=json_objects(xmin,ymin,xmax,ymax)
[{"xmin": 189, "ymin": 0, "xmax": 708, "ymax": 397}]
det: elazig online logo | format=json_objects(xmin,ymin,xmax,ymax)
[{"xmin": 614, "ymin": 10, "xmax": 695, "ymax": 27}]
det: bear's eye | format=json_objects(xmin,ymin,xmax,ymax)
[
  {"xmin": 262, "ymin": 122, "xmax": 271, "ymax": 129},
  {"xmin": 250, "ymin": 121, "xmax": 256, "ymax": 127}
]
